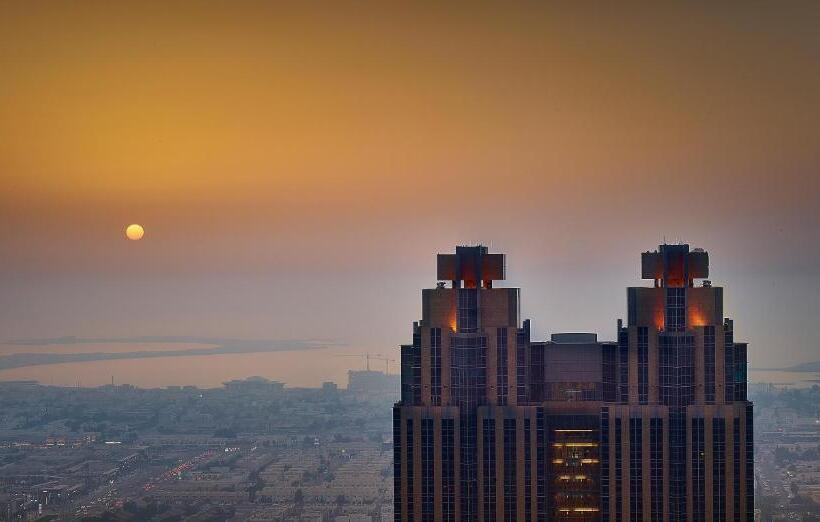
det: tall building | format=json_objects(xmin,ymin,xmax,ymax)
[{"xmin": 393, "ymin": 244, "xmax": 753, "ymax": 521}]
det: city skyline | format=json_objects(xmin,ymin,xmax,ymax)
[
  {"xmin": 3, "ymin": 3, "xmax": 820, "ymax": 376},
  {"xmin": 2, "ymin": 4, "xmax": 819, "ymax": 520}
]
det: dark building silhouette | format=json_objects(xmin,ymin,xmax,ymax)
[{"xmin": 393, "ymin": 244, "xmax": 753, "ymax": 521}]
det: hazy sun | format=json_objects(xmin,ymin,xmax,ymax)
[{"xmin": 125, "ymin": 224, "xmax": 145, "ymax": 241}]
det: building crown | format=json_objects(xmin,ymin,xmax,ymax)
[
  {"xmin": 436, "ymin": 245, "xmax": 505, "ymax": 289},
  {"xmin": 641, "ymin": 243, "xmax": 709, "ymax": 288}
]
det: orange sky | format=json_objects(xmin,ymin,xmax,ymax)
[{"xmin": 1, "ymin": 3, "xmax": 819, "ymax": 374}]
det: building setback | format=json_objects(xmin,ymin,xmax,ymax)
[{"xmin": 393, "ymin": 244, "xmax": 753, "ymax": 521}]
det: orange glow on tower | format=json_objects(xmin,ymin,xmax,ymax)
[
  {"xmin": 689, "ymin": 307, "xmax": 707, "ymax": 327},
  {"xmin": 654, "ymin": 308, "xmax": 665, "ymax": 330}
]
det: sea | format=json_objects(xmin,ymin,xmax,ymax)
[{"xmin": 0, "ymin": 341, "xmax": 815, "ymax": 390}]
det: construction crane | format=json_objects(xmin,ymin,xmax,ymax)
[{"xmin": 331, "ymin": 352, "xmax": 396, "ymax": 374}]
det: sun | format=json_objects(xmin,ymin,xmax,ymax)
[{"xmin": 125, "ymin": 224, "xmax": 145, "ymax": 241}]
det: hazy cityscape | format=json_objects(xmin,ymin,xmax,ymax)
[
  {"xmin": 1, "ymin": 375, "xmax": 818, "ymax": 520},
  {"xmin": 4, "ymin": 1, "xmax": 820, "ymax": 521},
  {"xmin": 0, "ymin": 371, "xmax": 399, "ymax": 521},
  {"xmin": 2, "ymin": 246, "xmax": 820, "ymax": 521}
]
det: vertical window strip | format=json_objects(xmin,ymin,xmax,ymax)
[
  {"xmin": 733, "ymin": 418, "xmax": 741, "ymax": 522},
  {"xmin": 629, "ymin": 418, "xmax": 643, "ymax": 521},
  {"xmin": 745, "ymin": 405, "xmax": 754, "ymax": 519},
  {"xmin": 442, "ymin": 419, "xmax": 455, "ymax": 522},
  {"xmin": 615, "ymin": 418, "xmax": 623, "ymax": 518},
  {"xmin": 431, "ymin": 328, "xmax": 442, "ymax": 406},
  {"xmin": 503, "ymin": 418, "xmax": 517, "ymax": 521},
  {"xmin": 724, "ymin": 327, "xmax": 735, "ymax": 403},
  {"xmin": 536, "ymin": 409, "xmax": 546, "ymax": 519},
  {"xmin": 516, "ymin": 329, "xmax": 527, "ymax": 404},
  {"xmin": 497, "ymin": 328, "xmax": 508, "ymax": 406},
  {"xmin": 669, "ymin": 409, "xmax": 687, "ymax": 521},
  {"xmin": 692, "ymin": 418, "xmax": 706, "ymax": 522},
  {"xmin": 483, "ymin": 418, "xmax": 496, "ymax": 522},
  {"xmin": 638, "ymin": 327, "xmax": 649, "ymax": 404},
  {"xmin": 524, "ymin": 418, "xmax": 531, "ymax": 521},
  {"xmin": 713, "ymin": 418, "xmax": 726, "ymax": 520},
  {"xmin": 406, "ymin": 419, "xmax": 414, "ymax": 521},
  {"xmin": 393, "ymin": 411, "xmax": 401, "ymax": 520},
  {"xmin": 650, "ymin": 418, "xmax": 664, "ymax": 521},
  {"xmin": 704, "ymin": 326, "xmax": 716, "ymax": 404},
  {"xmin": 600, "ymin": 408, "xmax": 610, "ymax": 522},
  {"xmin": 618, "ymin": 330, "xmax": 629, "ymax": 404},
  {"xmin": 422, "ymin": 418, "xmax": 435, "ymax": 521}
]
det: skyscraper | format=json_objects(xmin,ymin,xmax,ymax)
[{"xmin": 393, "ymin": 244, "xmax": 753, "ymax": 521}]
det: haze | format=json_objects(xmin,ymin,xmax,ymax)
[{"xmin": 2, "ymin": 3, "xmax": 819, "ymax": 383}]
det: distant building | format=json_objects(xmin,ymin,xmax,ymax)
[
  {"xmin": 347, "ymin": 370, "xmax": 399, "ymax": 400},
  {"xmin": 393, "ymin": 244, "xmax": 753, "ymax": 521},
  {"xmin": 223, "ymin": 376, "xmax": 285, "ymax": 395}
]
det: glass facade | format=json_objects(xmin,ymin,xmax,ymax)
[
  {"xmin": 602, "ymin": 344, "xmax": 618, "ymax": 403},
  {"xmin": 431, "ymin": 328, "xmax": 442, "ymax": 406},
  {"xmin": 629, "ymin": 418, "xmax": 642, "ymax": 521},
  {"xmin": 458, "ymin": 288, "xmax": 478, "ymax": 333},
  {"xmin": 537, "ymin": 409, "xmax": 546, "ymax": 519},
  {"xmin": 665, "ymin": 287, "xmax": 686, "ymax": 332},
  {"xmin": 516, "ymin": 327, "xmax": 528, "ymax": 404},
  {"xmin": 668, "ymin": 409, "xmax": 686, "ymax": 522},
  {"xmin": 406, "ymin": 419, "xmax": 414, "ymax": 520},
  {"xmin": 400, "ymin": 325, "xmax": 422, "ymax": 405},
  {"xmin": 745, "ymin": 405, "xmax": 754, "ymax": 519},
  {"xmin": 400, "ymin": 338, "xmax": 421, "ymax": 405},
  {"xmin": 692, "ymin": 417, "xmax": 706, "ymax": 522},
  {"xmin": 615, "ymin": 418, "xmax": 622, "ymax": 518},
  {"xmin": 451, "ymin": 335, "xmax": 487, "ymax": 410},
  {"xmin": 638, "ymin": 327, "xmax": 649, "ymax": 404},
  {"xmin": 618, "ymin": 330, "xmax": 629, "ymax": 403},
  {"xmin": 483, "ymin": 418, "xmax": 496, "ymax": 521},
  {"xmin": 659, "ymin": 334, "xmax": 694, "ymax": 407},
  {"xmin": 733, "ymin": 417, "xmax": 741, "ymax": 522},
  {"xmin": 442, "ymin": 419, "xmax": 456, "ymax": 521},
  {"xmin": 497, "ymin": 328, "xmax": 508, "ymax": 406},
  {"xmin": 529, "ymin": 343, "xmax": 544, "ymax": 403},
  {"xmin": 460, "ymin": 413, "xmax": 478, "ymax": 520},
  {"xmin": 704, "ymin": 326, "xmax": 716, "ymax": 404},
  {"xmin": 400, "ymin": 345, "xmax": 412, "ymax": 403},
  {"xmin": 734, "ymin": 343, "xmax": 748, "ymax": 402},
  {"xmin": 422, "ymin": 418, "xmax": 435, "ymax": 521},
  {"xmin": 724, "ymin": 323, "xmax": 735, "ymax": 403},
  {"xmin": 600, "ymin": 408, "xmax": 610, "ymax": 522},
  {"xmin": 524, "ymin": 418, "xmax": 532, "ymax": 521},
  {"xmin": 393, "ymin": 410, "xmax": 401, "ymax": 520},
  {"xmin": 503, "ymin": 418, "xmax": 517, "ymax": 521},
  {"xmin": 649, "ymin": 418, "xmax": 663, "ymax": 522},
  {"xmin": 712, "ymin": 418, "xmax": 726, "ymax": 521}
]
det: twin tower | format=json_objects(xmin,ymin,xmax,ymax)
[{"xmin": 393, "ymin": 244, "xmax": 753, "ymax": 521}]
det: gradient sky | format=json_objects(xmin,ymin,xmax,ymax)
[{"xmin": 2, "ymin": 3, "xmax": 819, "ymax": 377}]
